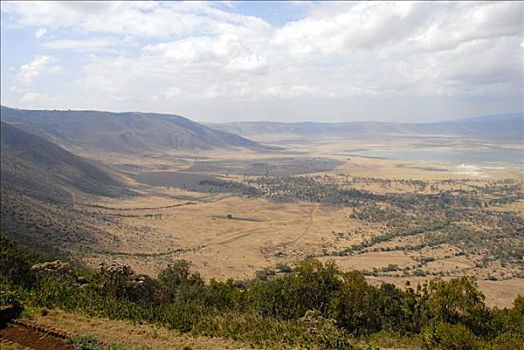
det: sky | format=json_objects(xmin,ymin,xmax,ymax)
[{"xmin": 1, "ymin": 1, "xmax": 523, "ymax": 123}]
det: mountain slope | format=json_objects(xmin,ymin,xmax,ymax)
[
  {"xmin": 1, "ymin": 122, "xmax": 127, "ymax": 202},
  {"xmin": 1, "ymin": 122, "xmax": 129, "ymax": 253},
  {"xmin": 209, "ymin": 113, "xmax": 524, "ymax": 140},
  {"xmin": 0, "ymin": 106, "xmax": 273, "ymax": 154}
]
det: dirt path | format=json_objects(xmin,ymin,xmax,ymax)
[
  {"xmin": 85, "ymin": 201, "xmax": 197, "ymax": 211},
  {"xmin": 0, "ymin": 325, "xmax": 75, "ymax": 350},
  {"xmin": 290, "ymin": 204, "xmax": 318, "ymax": 244}
]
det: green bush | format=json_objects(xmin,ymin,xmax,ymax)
[
  {"xmin": 330, "ymin": 271, "xmax": 378, "ymax": 335},
  {"xmin": 421, "ymin": 322, "xmax": 482, "ymax": 350},
  {"xmin": 0, "ymin": 234, "xmax": 36, "ymax": 287},
  {"xmin": 204, "ymin": 278, "xmax": 243, "ymax": 310},
  {"xmin": 423, "ymin": 277, "xmax": 492, "ymax": 336},
  {"xmin": 157, "ymin": 260, "xmax": 205, "ymax": 303},
  {"xmin": 0, "ymin": 286, "xmax": 24, "ymax": 325},
  {"xmin": 31, "ymin": 274, "xmax": 93, "ymax": 310},
  {"xmin": 3, "ymin": 237, "xmax": 524, "ymax": 350},
  {"xmin": 367, "ymin": 330, "xmax": 423, "ymax": 349},
  {"xmin": 489, "ymin": 332, "xmax": 524, "ymax": 350},
  {"xmin": 157, "ymin": 302, "xmax": 203, "ymax": 332},
  {"xmin": 70, "ymin": 334, "xmax": 126, "ymax": 350},
  {"xmin": 248, "ymin": 259, "xmax": 342, "ymax": 319},
  {"xmin": 192, "ymin": 311, "xmax": 354, "ymax": 349}
]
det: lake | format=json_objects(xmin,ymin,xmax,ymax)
[{"xmin": 340, "ymin": 147, "xmax": 523, "ymax": 168}]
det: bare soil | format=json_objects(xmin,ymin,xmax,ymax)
[{"xmin": 0, "ymin": 325, "xmax": 74, "ymax": 350}]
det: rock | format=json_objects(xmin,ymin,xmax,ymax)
[
  {"xmin": 31, "ymin": 260, "xmax": 70, "ymax": 273},
  {"xmin": 301, "ymin": 309, "xmax": 320, "ymax": 324},
  {"xmin": 0, "ymin": 304, "xmax": 18, "ymax": 327},
  {"xmin": 98, "ymin": 261, "xmax": 135, "ymax": 276}
]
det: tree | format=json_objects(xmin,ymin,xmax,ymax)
[
  {"xmin": 421, "ymin": 322, "xmax": 482, "ymax": 350},
  {"xmin": 423, "ymin": 277, "xmax": 491, "ymax": 336},
  {"xmin": 329, "ymin": 271, "xmax": 379, "ymax": 335},
  {"xmin": 157, "ymin": 260, "xmax": 204, "ymax": 303}
]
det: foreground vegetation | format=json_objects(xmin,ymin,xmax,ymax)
[{"xmin": 1, "ymin": 234, "xmax": 523, "ymax": 349}]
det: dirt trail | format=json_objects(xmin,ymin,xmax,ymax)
[
  {"xmin": 0, "ymin": 325, "xmax": 75, "ymax": 350},
  {"xmin": 290, "ymin": 204, "xmax": 318, "ymax": 244},
  {"xmin": 85, "ymin": 200, "xmax": 197, "ymax": 211}
]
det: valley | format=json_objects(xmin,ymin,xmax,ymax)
[
  {"xmin": 2, "ymin": 4, "xmax": 523, "ymax": 348},
  {"xmin": 76, "ymin": 151, "xmax": 523, "ymax": 308},
  {"xmin": 1, "ymin": 108, "xmax": 523, "ymax": 310}
]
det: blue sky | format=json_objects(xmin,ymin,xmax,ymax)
[{"xmin": 1, "ymin": 1, "xmax": 522, "ymax": 123}]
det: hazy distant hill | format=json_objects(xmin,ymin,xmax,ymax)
[
  {"xmin": 209, "ymin": 113, "xmax": 524, "ymax": 140},
  {"xmin": 1, "ymin": 122, "xmax": 127, "ymax": 202},
  {"xmin": 0, "ymin": 106, "xmax": 273, "ymax": 154}
]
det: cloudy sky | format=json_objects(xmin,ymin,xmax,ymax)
[{"xmin": 1, "ymin": 1, "xmax": 522, "ymax": 122}]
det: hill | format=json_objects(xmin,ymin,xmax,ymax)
[
  {"xmin": 0, "ymin": 106, "xmax": 274, "ymax": 154},
  {"xmin": 1, "ymin": 122, "xmax": 128, "ymax": 202},
  {"xmin": 0, "ymin": 122, "xmax": 129, "ymax": 253},
  {"xmin": 209, "ymin": 113, "xmax": 524, "ymax": 140}
]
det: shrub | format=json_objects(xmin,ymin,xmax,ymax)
[
  {"xmin": 421, "ymin": 322, "xmax": 482, "ymax": 350},
  {"xmin": 0, "ymin": 287, "xmax": 24, "ymax": 326},
  {"xmin": 204, "ymin": 279, "xmax": 243, "ymax": 310},
  {"xmin": 368, "ymin": 330, "xmax": 423, "ymax": 349},
  {"xmin": 489, "ymin": 332, "xmax": 524, "ymax": 350},
  {"xmin": 423, "ymin": 277, "xmax": 491, "ymax": 335},
  {"xmin": 0, "ymin": 234, "xmax": 35, "ymax": 287},
  {"xmin": 3, "ymin": 248, "xmax": 521, "ymax": 350},
  {"xmin": 248, "ymin": 260, "xmax": 342, "ymax": 320},
  {"xmin": 70, "ymin": 334, "xmax": 126, "ymax": 350},
  {"xmin": 192, "ymin": 311, "xmax": 354, "ymax": 349},
  {"xmin": 157, "ymin": 260, "xmax": 204, "ymax": 304},
  {"xmin": 157, "ymin": 302, "xmax": 204, "ymax": 332},
  {"xmin": 329, "ymin": 271, "xmax": 379, "ymax": 335}
]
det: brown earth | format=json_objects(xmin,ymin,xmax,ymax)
[{"xmin": 0, "ymin": 325, "xmax": 74, "ymax": 350}]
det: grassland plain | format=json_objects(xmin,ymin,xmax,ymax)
[{"xmin": 48, "ymin": 136, "xmax": 523, "ymax": 309}]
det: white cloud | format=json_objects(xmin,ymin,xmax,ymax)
[
  {"xmin": 142, "ymin": 33, "xmax": 269, "ymax": 74},
  {"xmin": 1, "ymin": 1, "xmax": 270, "ymax": 38},
  {"xmin": 273, "ymin": 2, "xmax": 523, "ymax": 57},
  {"xmin": 15, "ymin": 55, "xmax": 61, "ymax": 86},
  {"xmin": 263, "ymin": 84, "xmax": 328, "ymax": 99},
  {"xmin": 34, "ymin": 27, "xmax": 47, "ymax": 39},
  {"xmin": 42, "ymin": 38, "xmax": 124, "ymax": 52},
  {"xmin": 2, "ymin": 1, "xmax": 522, "ymax": 121},
  {"xmin": 226, "ymin": 54, "xmax": 268, "ymax": 74},
  {"xmin": 20, "ymin": 92, "xmax": 48, "ymax": 103}
]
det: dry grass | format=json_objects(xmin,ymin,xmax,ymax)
[
  {"xmin": 28, "ymin": 309, "xmax": 266, "ymax": 350},
  {"xmin": 365, "ymin": 276, "xmax": 523, "ymax": 308},
  {"xmin": 59, "ymin": 143, "xmax": 523, "ymax": 308},
  {"xmin": 83, "ymin": 196, "xmax": 365, "ymax": 280},
  {"xmin": 318, "ymin": 253, "xmax": 416, "ymax": 271}
]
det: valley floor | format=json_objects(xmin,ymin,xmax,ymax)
[
  {"xmin": 5, "ymin": 135, "xmax": 521, "ymax": 309},
  {"xmin": 66, "ymin": 141, "xmax": 523, "ymax": 309}
]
